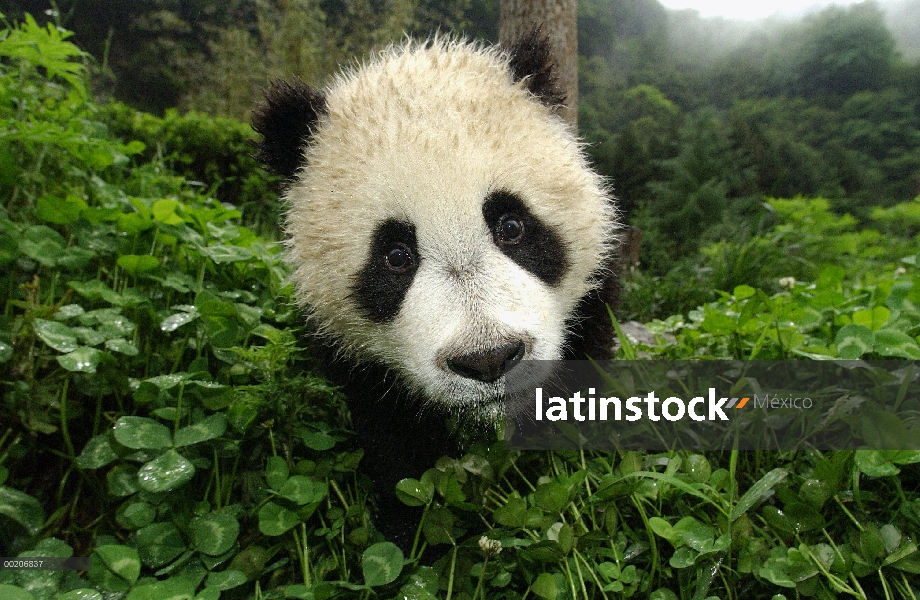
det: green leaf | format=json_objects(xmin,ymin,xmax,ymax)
[
  {"xmin": 113, "ymin": 416, "xmax": 173, "ymax": 450},
  {"xmin": 669, "ymin": 547, "xmax": 697, "ymax": 568},
  {"xmin": 258, "ymin": 501, "xmax": 300, "ymax": 536},
  {"xmin": 116, "ymin": 254, "xmax": 160, "ymax": 275},
  {"xmin": 56, "ymin": 346, "xmax": 104, "ymax": 373},
  {"xmin": 90, "ymin": 311, "xmax": 136, "ymax": 337},
  {"xmin": 835, "ymin": 324, "xmax": 874, "ymax": 359},
  {"xmin": 421, "ymin": 506, "xmax": 455, "ymax": 546},
  {"xmin": 137, "ymin": 449, "xmax": 195, "ymax": 492},
  {"xmin": 116, "ymin": 502, "xmax": 156, "ymax": 530},
  {"xmin": 685, "ymin": 454, "xmax": 711, "ymax": 483},
  {"xmin": 191, "ymin": 512, "xmax": 240, "ymax": 556},
  {"xmin": 32, "ymin": 318, "xmax": 79, "ymax": 352},
  {"xmin": 68, "ymin": 280, "xmax": 125, "ymax": 305},
  {"xmin": 20, "ymin": 225, "xmax": 65, "ymax": 266},
  {"xmin": 123, "ymin": 577, "xmax": 195, "ymax": 600},
  {"xmin": 201, "ymin": 245, "xmax": 254, "ymax": 264},
  {"xmin": 534, "ymin": 482, "xmax": 569, "ymax": 513},
  {"xmin": 104, "ymin": 338, "xmax": 139, "ymax": 355},
  {"xmin": 227, "ymin": 400, "xmax": 258, "ymax": 433},
  {"xmin": 36, "ymin": 194, "xmax": 87, "ymax": 224},
  {"xmin": 872, "ymin": 329, "xmax": 920, "ymax": 359},
  {"xmin": 195, "ymin": 290, "xmax": 237, "ymax": 317},
  {"xmin": 890, "ymin": 450, "xmax": 920, "ymax": 464},
  {"xmin": 73, "ymin": 326, "xmax": 106, "ymax": 346},
  {"xmin": 0, "ymin": 341, "xmax": 13, "ymax": 363},
  {"xmin": 733, "ymin": 285, "xmax": 757, "ymax": 299},
  {"xmin": 852, "ymin": 306, "xmax": 890, "ymax": 331},
  {"xmin": 133, "ymin": 522, "xmax": 186, "ymax": 567},
  {"xmin": 107, "ymin": 465, "xmax": 140, "ymax": 497},
  {"xmin": 117, "ymin": 212, "xmax": 153, "ymax": 234},
  {"xmin": 521, "ymin": 540, "xmax": 565, "ymax": 563},
  {"xmin": 174, "ymin": 414, "xmax": 227, "ymax": 447},
  {"xmin": 203, "ymin": 316, "xmax": 241, "ymax": 348},
  {"xmin": 301, "ymin": 430, "xmax": 336, "ymax": 451},
  {"xmin": 531, "ymin": 573, "xmax": 558, "ymax": 599},
  {"xmin": 58, "ymin": 246, "xmax": 95, "ymax": 270},
  {"xmin": 76, "ymin": 434, "xmax": 118, "ymax": 469},
  {"xmin": 649, "ymin": 517, "xmax": 677, "ymax": 545},
  {"xmin": 204, "ymin": 570, "xmax": 247, "ymax": 590},
  {"xmin": 854, "ymin": 450, "xmax": 901, "ymax": 477},
  {"xmin": 397, "ymin": 566, "xmax": 440, "ymax": 599},
  {"xmin": 89, "ymin": 545, "xmax": 141, "ymax": 592},
  {"xmin": 361, "ymin": 542, "xmax": 404, "ymax": 587},
  {"xmin": 152, "ymin": 199, "xmax": 185, "ymax": 225},
  {"xmin": 58, "ymin": 590, "xmax": 104, "ymax": 600},
  {"xmin": 0, "ymin": 584, "xmax": 36, "ymax": 600},
  {"xmin": 493, "ymin": 496, "xmax": 528, "ymax": 528},
  {"xmin": 265, "ymin": 456, "xmax": 289, "ymax": 490},
  {"xmin": 55, "ymin": 304, "xmax": 85, "ymax": 320},
  {"xmin": 862, "ymin": 411, "xmax": 914, "ymax": 450},
  {"xmin": 161, "ymin": 309, "xmax": 199, "ymax": 332},
  {"xmin": 732, "ymin": 468, "xmax": 788, "ymax": 521},
  {"xmin": 0, "ymin": 486, "xmax": 45, "ymax": 535},
  {"xmin": 278, "ymin": 475, "xmax": 327, "ymax": 505},
  {"xmin": 395, "ymin": 478, "xmax": 434, "ymax": 507}
]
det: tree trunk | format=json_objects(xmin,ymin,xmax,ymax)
[{"xmin": 499, "ymin": 0, "xmax": 578, "ymax": 128}]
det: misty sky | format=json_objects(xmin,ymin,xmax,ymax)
[{"xmin": 657, "ymin": 0, "xmax": 868, "ymax": 20}]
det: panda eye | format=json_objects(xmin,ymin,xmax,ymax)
[
  {"xmin": 384, "ymin": 244, "xmax": 415, "ymax": 272},
  {"xmin": 497, "ymin": 214, "xmax": 525, "ymax": 245}
]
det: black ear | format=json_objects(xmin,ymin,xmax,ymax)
[
  {"xmin": 507, "ymin": 28, "xmax": 566, "ymax": 107},
  {"xmin": 252, "ymin": 78, "xmax": 328, "ymax": 181}
]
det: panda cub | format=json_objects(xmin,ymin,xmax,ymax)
[{"xmin": 253, "ymin": 31, "xmax": 620, "ymax": 547}]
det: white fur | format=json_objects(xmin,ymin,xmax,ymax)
[{"xmin": 282, "ymin": 38, "xmax": 618, "ymax": 417}]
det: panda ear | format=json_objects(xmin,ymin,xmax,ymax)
[
  {"xmin": 507, "ymin": 28, "xmax": 566, "ymax": 108},
  {"xmin": 252, "ymin": 78, "xmax": 328, "ymax": 181}
]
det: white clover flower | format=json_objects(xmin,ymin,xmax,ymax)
[{"xmin": 478, "ymin": 535, "xmax": 502, "ymax": 556}]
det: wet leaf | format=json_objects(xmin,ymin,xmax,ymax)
[
  {"xmin": 113, "ymin": 416, "xmax": 172, "ymax": 450},
  {"xmin": 137, "ymin": 449, "xmax": 195, "ymax": 493},
  {"xmin": 57, "ymin": 346, "xmax": 104, "ymax": 373},
  {"xmin": 362, "ymin": 542, "xmax": 404, "ymax": 587},
  {"xmin": 32, "ymin": 318, "xmax": 79, "ymax": 353}
]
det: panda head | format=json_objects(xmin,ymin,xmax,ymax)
[{"xmin": 253, "ymin": 33, "xmax": 618, "ymax": 420}]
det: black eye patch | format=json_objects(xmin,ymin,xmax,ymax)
[
  {"xmin": 482, "ymin": 190, "xmax": 568, "ymax": 286},
  {"xmin": 352, "ymin": 219, "xmax": 419, "ymax": 323}
]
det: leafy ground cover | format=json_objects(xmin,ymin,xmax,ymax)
[{"xmin": 1, "ymin": 14, "xmax": 919, "ymax": 600}]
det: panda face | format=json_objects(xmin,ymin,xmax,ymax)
[
  {"xmin": 259, "ymin": 39, "xmax": 617, "ymax": 419},
  {"xmin": 345, "ymin": 188, "xmax": 574, "ymax": 417}
]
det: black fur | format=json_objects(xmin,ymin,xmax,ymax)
[
  {"xmin": 351, "ymin": 219, "xmax": 420, "ymax": 323},
  {"xmin": 507, "ymin": 28, "xmax": 566, "ymax": 108},
  {"xmin": 319, "ymin": 350, "xmax": 455, "ymax": 550},
  {"xmin": 564, "ymin": 269, "xmax": 620, "ymax": 361},
  {"xmin": 252, "ymin": 79, "xmax": 327, "ymax": 181},
  {"xmin": 482, "ymin": 189, "xmax": 569, "ymax": 287}
]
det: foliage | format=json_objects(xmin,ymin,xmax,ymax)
[
  {"xmin": 98, "ymin": 103, "xmax": 281, "ymax": 235},
  {"xmin": 3, "ymin": 0, "xmax": 479, "ymax": 118},
  {"xmin": 1, "ymin": 12, "xmax": 919, "ymax": 600},
  {"xmin": 781, "ymin": 2, "xmax": 897, "ymax": 98},
  {"xmin": 0, "ymin": 15, "xmax": 356, "ymax": 599},
  {"xmin": 576, "ymin": 0, "xmax": 920, "ymax": 273}
]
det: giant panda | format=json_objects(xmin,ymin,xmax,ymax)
[{"xmin": 252, "ymin": 31, "xmax": 620, "ymax": 548}]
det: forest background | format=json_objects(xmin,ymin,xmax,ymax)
[{"xmin": 2, "ymin": 1, "xmax": 920, "ymax": 599}]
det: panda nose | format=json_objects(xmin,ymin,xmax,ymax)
[{"xmin": 446, "ymin": 342, "xmax": 525, "ymax": 383}]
